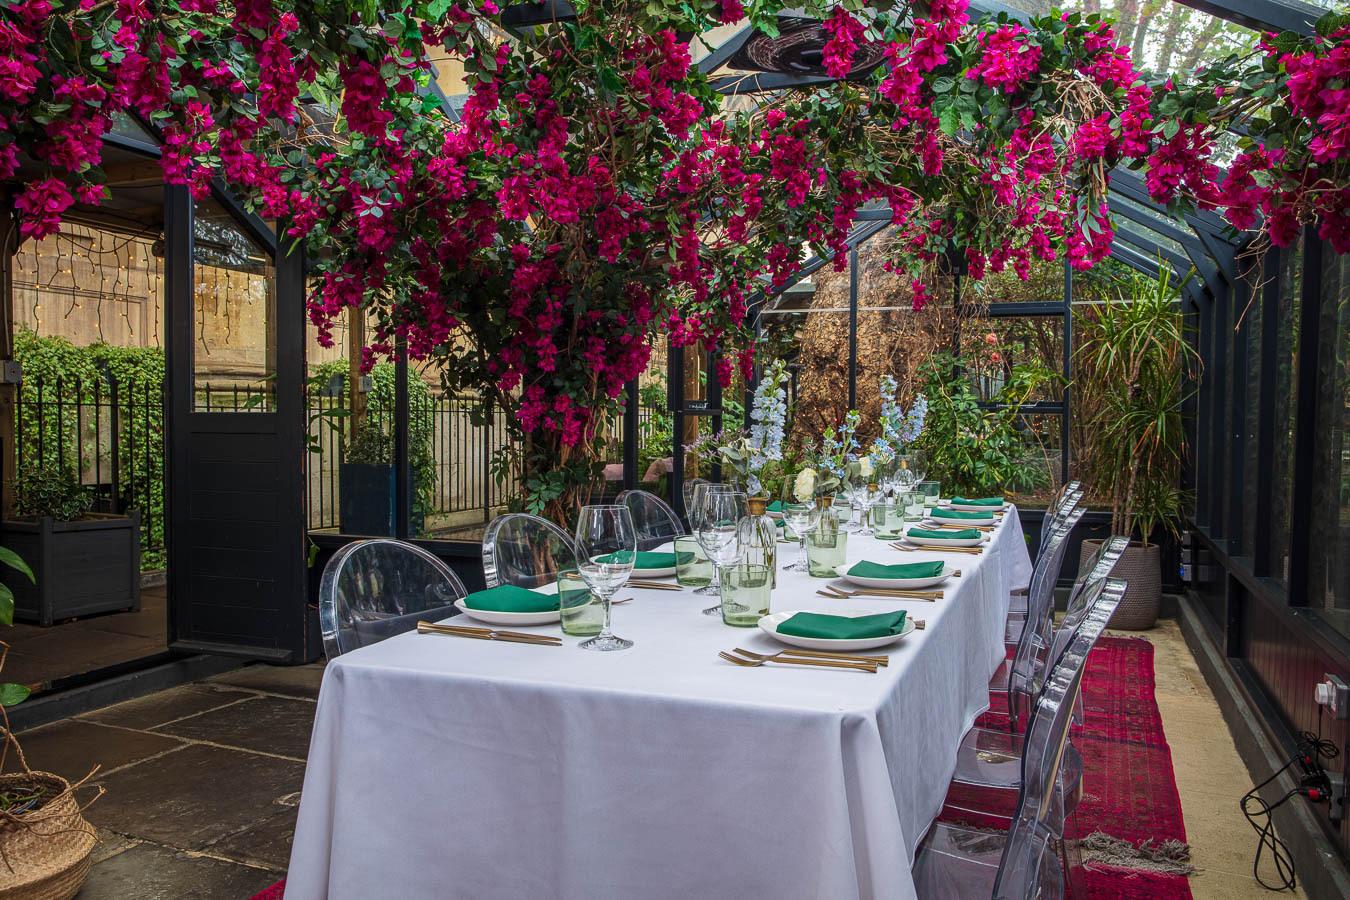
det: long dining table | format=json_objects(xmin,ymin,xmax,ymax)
[{"xmin": 284, "ymin": 507, "xmax": 1032, "ymax": 900}]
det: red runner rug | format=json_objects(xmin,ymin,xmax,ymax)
[
  {"xmin": 955, "ymin": 636, "xmax": 1192, "ymax": 899},
  {"xmin": 251, "ymin": 637, "xmax": 1190, "ymax": 900}
]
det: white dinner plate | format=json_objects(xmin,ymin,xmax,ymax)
[
  {"xmin": 903, "ymin": 531, "xmax": 987, "ymax": 548},
  {"xmin": 927, "ymin": 510, "xmax": 996, "ymax": 526},
  {"xmin": 759, "ymin": 609, "xmax": 917, "ymax": 651},
  {"xmin": 453, "ymin": 597, "xmax": 561, "ymax": 626},
  {"xmin": 833, "ymin": 563, "xmax": 954, "ymax": 590}
]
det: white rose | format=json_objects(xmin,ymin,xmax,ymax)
[
  {"xmin": 859, "ymin": 458, "xmax": 874, "ymax": 477},
  {"xmin": 793, "ymin": 468, "xmax": 816, "ymax": 502}
]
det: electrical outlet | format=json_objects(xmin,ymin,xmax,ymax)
[
  {"xmin": 1329, "ymin": 772, "xmax": 1346, "ymax": 829},
  {"xmin": 1315, "ymin": 674, "xmax": 1350, "ymax": 720}
]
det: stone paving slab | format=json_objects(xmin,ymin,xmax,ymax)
[
  {"xmin": 75, "ymin": 841, "xmax": 278, "ymax": 900},
  {"xmin": 153, "ymin": 695, "xmax": 317, "ymax": 761},
  {"xmin": 207, "ymin": 663, "xmax": 325, "ymax": 700},
  {"xmin": 3, "ymin": 719, "xmax": 183, "ymax": 782},
  {"xmin": 89, "ymin": 742, "xmax": 305, "ymax": 850},
  {"xmin": 80, "ymin": 684, "xmax": 255, "ymax": 731}
]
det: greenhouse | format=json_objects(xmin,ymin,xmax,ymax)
[{"xmin": 0, "ymin": 0, "xmax": 1347, "ymax": 897}]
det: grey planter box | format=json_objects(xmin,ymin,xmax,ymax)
[{"xmin": 2, "ymin": 511, "xmax": 141, "ymax": 626}]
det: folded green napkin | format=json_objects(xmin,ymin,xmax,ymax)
[
  {"xmin": 597, "ymin": 550, "xmax": 688, "ymax": 569},
  {"xmin": 907, "ymin": 527, "xmax": 981, "ymax": 541},
  {"xmin": 767, "ymin": 501, "xmax": 783, "ymax": 513},
  {"xmin": 932, "ymin": 508, "xmax": 994, "ymax": 520},
  {"xmin": 951, "ymin": 496, "xmax": 1004, "ymax": 507},
  {"xmin": 847, "ymin": 560, "xmax": 945, "ymax": 580},
  {"xmin": 463, "ymin": 584, "xmax": 559, "ymax": 613},
  {"xmin": 778, "ymin": 610, "xmax": 907, "ymax": 640},
  {"xmin": 558, "ymin": 587, "xmax": 594, "ymax": 610}
]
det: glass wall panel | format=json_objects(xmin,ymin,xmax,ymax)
[
  {"xmin": 959, "ymin": 316, "xmax": 1064, "ymax": 403},
  {"xmin": 1309, "ymin": 245, "xmax": 1350, "ymax": 634},
  {"xmin": 1271, "ymin": 234, "xmax": 1304, "ymax": 585},
  {"xmin": 1057, "ymin": 0, "xmax": 1258, "ymax": 77},
  {"xmin": 1242, "ymin": 279, "xmax": 1263, "ymax": 559},
  {"xmin": 192, "ymin": 198, "xmax": 276, "ymax": 411}
]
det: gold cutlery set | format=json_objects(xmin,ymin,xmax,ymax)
[
  {"xmin": 418, "ymin": 620, "xmax": 563, "ymax": 646},
  {"xmin": 717, "ymin": 633, "xmax": 926, "ymax": 674},
  {"xmin": 890, "ymin": 542, "xmax": 985, "ymax": 556},
  {"xmin": 816, "ymin": 585, "xmax": 943, "ymax": 601}
]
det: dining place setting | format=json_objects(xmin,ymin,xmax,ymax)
[{"xmin": 425, "ymin": 451, "xmax": 1022, "ymax": 672}]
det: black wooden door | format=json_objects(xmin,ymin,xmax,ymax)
[{"xmin": 164, "ymin": 186, "xmax": 310, "ymax": 662}]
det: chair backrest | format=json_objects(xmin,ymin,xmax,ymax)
[
  {"xmin": 1007, "ymin": 505, "xmax": 1086, "ymax": 725},
  {"xmin": 482, "ymin": 513, "xmax": 579, "ymax": 589},
  {"xmin": 992, "ymin": 583, "xmax": 1126, "ymax": 900},
  {"xmin": 1051, "ymin": 535, "xmax": 1129, "ymax": 665},
  {"xmin": 319, "ymin": 539, "xmax": 468, "ymax": 659},
  {"xmin": 1037, "ymin": 482, "xmax": 1083, "ymax": 559},
  {"xmin": 616, "ymin": 489, "xmax": 686, "ymax": 549}
]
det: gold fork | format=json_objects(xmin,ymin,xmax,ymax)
[
  {"xmin": 732, "ymin": 647, "xmax": 890, "ymax": 667},
  {"xmin": 627, "ymin": 579, "xmax": 684, "ymax": 591},
  {"xmin": 718, "ymin": 650, "xmax": 877, "ymax": 673},
  {"xmin": 417, "ymin": 621, "xmax": 562, "ymax": 646}
]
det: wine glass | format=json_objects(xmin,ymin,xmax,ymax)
[
  {"xmin": 574, "ymin": 504, "xmax": 637, "ymax": 651},
  {"xmin": 779, "ymin": 475, "xmax": 817, "ymax": 572},
  {"xmin": 842, "ymin": 466, "xmax": 869, "ymax": 533},
  {"xmin": 687, "ymin": 481, "xmax": 733, "ymax": 596},
  {"xmin": 696, "ymin": 490, "xmax": 747, "ymax": 616}
]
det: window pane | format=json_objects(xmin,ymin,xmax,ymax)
[
  {"xmin": 961, "ymin": 316, "xmax": 1064, "ymax": 403},
  {"xmin": 1271, "ymin": 233, "xmax": 1304, "ymax": 586},
  {"xmin": 1058, "ymin": 0, "xmax": 1259, "ymax": 77},
  {"xmin": 1242, "ymin": 277, "xmax": 1263, "ymax": 559},
  {"xmin": 1308, "ymin": 243, "xmax": 1350, "ymax": 634},
  {"xmin": 192, "ymin": 198, "xmax": 276, "ymax": 412}
]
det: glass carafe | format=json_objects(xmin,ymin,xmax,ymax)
[
  {"xmin": 807, "ymin": 495, "xmax": 848, "ymax": 577},
  {"xmin": 737, "ymin": 496, "xmax": 778, "ymax": 588}
]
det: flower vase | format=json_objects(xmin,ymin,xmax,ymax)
[{"xmin": 737, "ymin": 496, "xmax": 778, "ymax": 588}]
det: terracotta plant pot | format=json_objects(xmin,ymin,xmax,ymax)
[{"xmin": 1078, "ymin": 539, "xmax": 1162, "ymax": 630}]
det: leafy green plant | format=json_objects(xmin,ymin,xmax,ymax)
[
  {"xmin": 13, "ymin": 466, "xmax": 94, "ymax": 522},
  {"xmin": 0, "ymin": 546, "xmax": 35, "ymax": 708},
  {"xmin": 1074, "ymin": 267, "xmax": 1197, "ymax": 544},
  {"xmin": 345, "ymin": 421, "xmax": 393, "ymax": 465},
  {"xmin": 914, "ymin": 352, "xmax": 1058, "ymax": 497}
]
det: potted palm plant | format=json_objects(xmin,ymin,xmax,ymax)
[{"xmin": 1075, "ymin": 267, "xmax": 1197, "ymax": 629}]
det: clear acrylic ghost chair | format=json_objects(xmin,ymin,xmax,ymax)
[
  {"xmin": 319, "ymin": 539, "xmax": 468, "ymax": 659},
  {"xmin": 1005, "ymin": 499, "xmax": 1088, "ymax": 644},
  {"xmin": 990, "ymin": 506, "xmax": 1086, "ymax": 714},
  {"xmin": 1010, "ymin": 483, "xmax": 1083, "ymax": 615},
  {"xmin": 481, "ymin": 513, "xmax": 579, "ymax": 590},
  {"xmin": 616, "ymin": 489, "xmax": 686, "ymax": 550},
  {"xmin": 914, "ymin": 611, "xmax": 1107, "ymax": 900},
  {"xmin": 940, "ymin": 578, "xmax": 1128, "ymax": 832}
]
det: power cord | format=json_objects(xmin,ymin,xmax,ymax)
[{"xmin": 1241, "ymin": 729, "xmax": 1339, "ymax": 891}]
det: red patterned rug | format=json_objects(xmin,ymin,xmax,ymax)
[
  {"xmin": 251, "ymin": 637, "xmax": 1189, "ymax": 900},
  {"xmin": 955, "ymin": 636, "xmax": 1192, "ymax": 899}
]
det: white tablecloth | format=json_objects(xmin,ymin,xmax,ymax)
[{"xmin": 286, "ymin": 508, "xmax": 1031, "ymax": 900}]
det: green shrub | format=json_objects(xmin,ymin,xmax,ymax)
[{"xmin": 14, "ymin": 465, "xmax": 93, "ymax": 521}]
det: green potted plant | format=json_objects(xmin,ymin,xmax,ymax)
[
  {"xmin": 338, "ymin": 420, "xmax": 424, "ymax": 536},
  {"xmin": 1, "ymin": 466, "xmax": 140, "ymax": 626},
  {"xmin": 1075, "ymin": 267, "xmax": 1196, "ymax": 629}
]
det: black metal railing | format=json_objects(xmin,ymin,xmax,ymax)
[{"xmin": 15, "ymin": 376, "xmax": 167, "ymax": 568}]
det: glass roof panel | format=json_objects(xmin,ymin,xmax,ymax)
[
  {"xmin": 1054, "ymin": 0, "xmax": 1260, "ymax": 78},
  {"xmin": 1116, "ymin": 217, "xmax": 1188, "ymax": 259}
]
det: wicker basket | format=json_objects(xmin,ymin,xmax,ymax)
[
  {"xmin": 1078, "ymin": 539, "xmax": 1162, "ymax": 630},
  {"xmin": 0, "ymin": 739, "xmax": 99, "ymax": 900}
]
